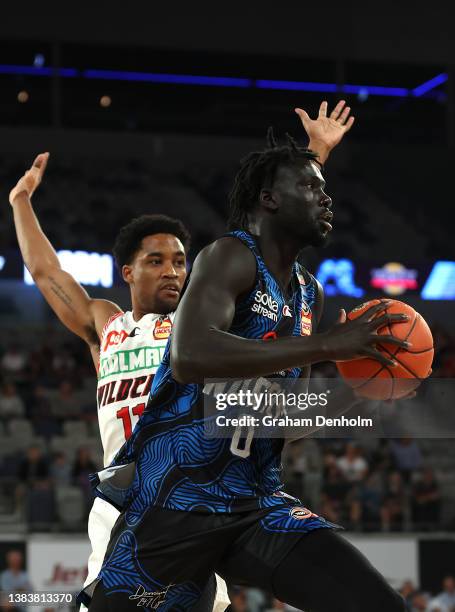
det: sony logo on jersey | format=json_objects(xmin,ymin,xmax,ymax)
[{"xmin": 251, "ymin": 291, "xmax": 279, "ymax": 322}]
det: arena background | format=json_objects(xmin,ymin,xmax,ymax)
[{"xmin": 0, "ymin": 4, "xmax": 454, "ymax": 611}]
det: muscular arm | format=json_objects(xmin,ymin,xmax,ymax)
[
  {"xmin": 10, "ymin": 156, "xmax": 120, "ymax": 348},
  {"xmin": 171, "ymin": 238, "xmax": 330, "ymax": 383},
  {"xmin": 171, "ymin": 238, "xmax": 407, "ymax": 384}
]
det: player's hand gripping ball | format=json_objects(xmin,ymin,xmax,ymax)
[{"xmin": 336, "ymin": 299, "xmax": 433, "ymax": 400}]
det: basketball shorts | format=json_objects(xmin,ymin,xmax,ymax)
[
  {"xmin": 83, "ymin": 501, "xmax": 337, "ymax": 611},
  {"xmin": 78, "ymin": 498, "xmax": 229, "ymax": 612}
]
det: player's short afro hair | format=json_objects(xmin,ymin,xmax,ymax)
[{"xmin": 112, "ymin": 214, "xmax": 191, "ymax": 269}]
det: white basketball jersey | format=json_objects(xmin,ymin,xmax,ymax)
[{"xmin": 97, "ymin": 310, "xmax": 173, "ymax": 465}]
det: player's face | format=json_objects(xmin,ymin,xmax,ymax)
[
  {"xmin": 271, "ymin": 160, "xmax": 333, "ymax": 247},
  {"xmin": 123, "ymin": 233, "xmax": 187, "ymax": 314}
]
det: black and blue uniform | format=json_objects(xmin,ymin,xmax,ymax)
[{"xmin": 84, "ymin": 231, "xmax": 339, "ymax": 611}]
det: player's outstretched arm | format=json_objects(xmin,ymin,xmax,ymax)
[
  {"xmin": 171, "ymin": 238, "xmax": 410, "ymax": 383},
  {"xmin": 295, "ymin": 100, "xmax": 354, "ymax": 165},
  {"xmin": 9, "ymin": 153, "xmax": 121, "ymax": 346}
]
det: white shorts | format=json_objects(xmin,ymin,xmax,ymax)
[{"xmin": 80, "ymin": 497, "xmax": 229, "ymax": 611}]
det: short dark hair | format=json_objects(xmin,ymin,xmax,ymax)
[
  {"xmin": 112, "ymin": 214, "xmax": 191, "ymax": 269},
  {"xmin": 228, "ymin": 128, "xmax": 319, "ymax": 230}
]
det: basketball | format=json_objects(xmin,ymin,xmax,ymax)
[{"xmin": 336, "ymin": 299, "xmax": 434, "ymax": 400}]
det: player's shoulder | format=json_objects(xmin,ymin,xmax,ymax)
[
  {"xmin": 191, "ymin": 235, "xmax": 257, "ymax": 293},
  {"xmin": 198, "ymin": 234, "xmax": 254, "ymax": 260},
  {"xmin": 86, "ymin": 299, "xmax": 123, "ymax": 346},
  {"xmin": 98, "ymin": 305, "xmax": 125, "ymax": 337}
]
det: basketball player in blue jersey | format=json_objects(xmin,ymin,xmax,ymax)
[{"xmin": 89, "ymin": 102, "xmax": 410, "ymax": 611}]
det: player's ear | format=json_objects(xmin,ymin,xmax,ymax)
[
  {"xmin": 260, "ymin": 188, "xmax": 278, "ymax": 212},
  {"xmin": 122, "ymin": 264, "xmax": 134, "ymax": 285}
]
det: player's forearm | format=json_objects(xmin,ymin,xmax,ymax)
[
  {"xmin": 11, "ymin": 192, "xmax": 60, "ymax": 276},
  {"xmin": 172, "ymin": 329, "xmax": 330, "ymax": 383}
]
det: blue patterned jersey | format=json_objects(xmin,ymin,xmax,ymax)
[{"xmin": 95, "ymin": 231, "xmax": 319, "ymax": 514}]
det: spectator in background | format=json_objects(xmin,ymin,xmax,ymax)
[
  {"xmin": 336, "ymin": 442, "xmax": 369, "ymax": 483},
  {"xmin": 47, "ymin": 380, "xmax": 80, "ymax": 420},
  {"xmin": 15, "ymin": 445, "xmax": 50, "ymax": 510},
  {"xmin": 380, "ymin": 471, "xmax": 406, "ymax": 531},
  {"xmin": 412, "ymin": 467, "xmax": 442, "ymax": 530},
  {"xmin": 229, "ymin": 586, "xmax": 247, "ymax": 612},
  {"xmin": 245, "ymin": 587, "xmax": 267, "ymax": 612},
  {"xmin": 351, "ymin": 469, "xmax": 384, "ymax": 531},
  {"xmin": 18, "ymin": 446, "xmax": 49, "ymax": 484},
  {"xmin": 29, "ymin": 385, "xmax": 60, "ymax": 439},
  {"xmin": 52, "ymin": 343, "xmax": 76, "ymax": 375},
  {"xmin": 0, "ymin": 382, "xmax": 25, "ymax": 418},
  {"xmin": 390, "ymin": 437, "xmax": 423, "ymax": 481},
  {"xmin": 0, "ymin": 549, "xmax": 33, "ymax": 612},
  {"xmin": 1, "ymin": 344, "xmax": 27, "ymax": 382},
  {"xmin": 410, "ymin": 591, "xmax": 431, "ymax": 611},
  {"xmin": 50, "ymin": 451, "xmax": 72, "ymax": 487},
  {"xmin": 72, "ymin": 447, "xmax": 97, "ymax": 512},
  {"xmin": 429, "ymin": 576, "xmax": 455, "ymax": 612},
  {"xmin": 320, "ymin": 464, "xmax": 349, "ymax": 524},
  {"xmin": 398, "ymin": 580, "xmax": 417, "ymax": 609}
]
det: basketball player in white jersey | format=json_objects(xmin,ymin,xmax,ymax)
[{"xmin": 8, "ymin": 153, "xmax": 230, "ymax": 612}]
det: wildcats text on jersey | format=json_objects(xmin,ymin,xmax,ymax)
[{"xmin": 98, "ymin": 374, "xmax": 153, "ymax": 408}]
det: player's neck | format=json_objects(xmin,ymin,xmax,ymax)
[
  {"xmin": 130, "ymin": 297, "xmax": 148, "ymax": 322},
  {"xmin": 252, "ymin": 221, "xmax": 301, "ymax": 291}
]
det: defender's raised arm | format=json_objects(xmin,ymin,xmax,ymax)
[{"xmin": 9, "ymin": 153, "xmax": 120, "ymax": 356}]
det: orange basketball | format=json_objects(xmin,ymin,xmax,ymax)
[{"xmin": 336, "ymin": 299, "xmax": 434, "ymax": 400}]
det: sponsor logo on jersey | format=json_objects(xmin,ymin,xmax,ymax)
[
  {"xmin": 289, "ymin": 506, "xmax": 318, "ymax": 520},
  {"xmin": 103, "ymin": 329, "xmax": 129, "ymax": 351},
  {"xmin": 273, "ymin": 490, "xmax": 298, "ymax": 502},
  {"xmin": 252, "ymin": 290, "xmax": 279, "ymax": 322},
  {"xmin": 300, "ymin": 300, "xmax": 312, "ymax": 336},
  {"xmin": 99, "ymin": 346, "xmax": 167, "ymax": 379},
  {"xmin": 153, "ymin": 317, "xmax": 172, "ymax": 340},
  {"xmin": 282, "ymin": 304, "xmax": 292, "ymax": 317}
]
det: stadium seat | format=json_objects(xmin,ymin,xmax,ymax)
[
  {"xmin": 7, "ymin": 419, "xmax": 34, "ymax": 439},
  {"xmin": 26, "ymin": 487, "xmax": 56, "ymax": 530},
  {"xmin": 0, "ymin": 436, "xmax": 27, "ymax": 457},
  {"xmin": 55, "ymin": 486, "xmax": 86, "ymax": 528},
  {"xmin": 63, "ymin": 420, "xmax": 89, "ymax": 439},
  {"xmin": 49, "ymin": 436, "xmax": 79, "ymax": 461}
]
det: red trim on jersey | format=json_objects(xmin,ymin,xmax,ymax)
[
  {"xmin": 100, "ymin": 311, "xmax": 124, "ymax": 342},
  {"xmin": 97, "ymin": 311, "xmax": 124, "ymax": 374}
]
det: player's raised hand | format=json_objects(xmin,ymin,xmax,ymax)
[
  {"xmin": 9, "ymin": 152, "xmax": 49, "ymax": 206},
  {"xmin": 295, "ymin": 100, "xmax": 354, "ymax": 159}
]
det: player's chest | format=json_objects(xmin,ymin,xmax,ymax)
[
  {"xmin": 248, "ymin": 280, "xmax": 315, "ymax": 338},
  {"xmin": 99, "ymin": 316, "xmax": 172, "ymax": 380}
]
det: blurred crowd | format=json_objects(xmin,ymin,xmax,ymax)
[
  {"xmin": 227, "ymin": 576, "xmax": 455, "ymax": 611},
  {"xmin": 0, "ymin": 321, "xmax": 454, "ymax": 534},
  {"xmin": 0, "ymin": 150, "xmax": 449, "ymax": 261},
  {"xmin": 1, "ymin": 546, "xmax": 455, "ymax": 611}
]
